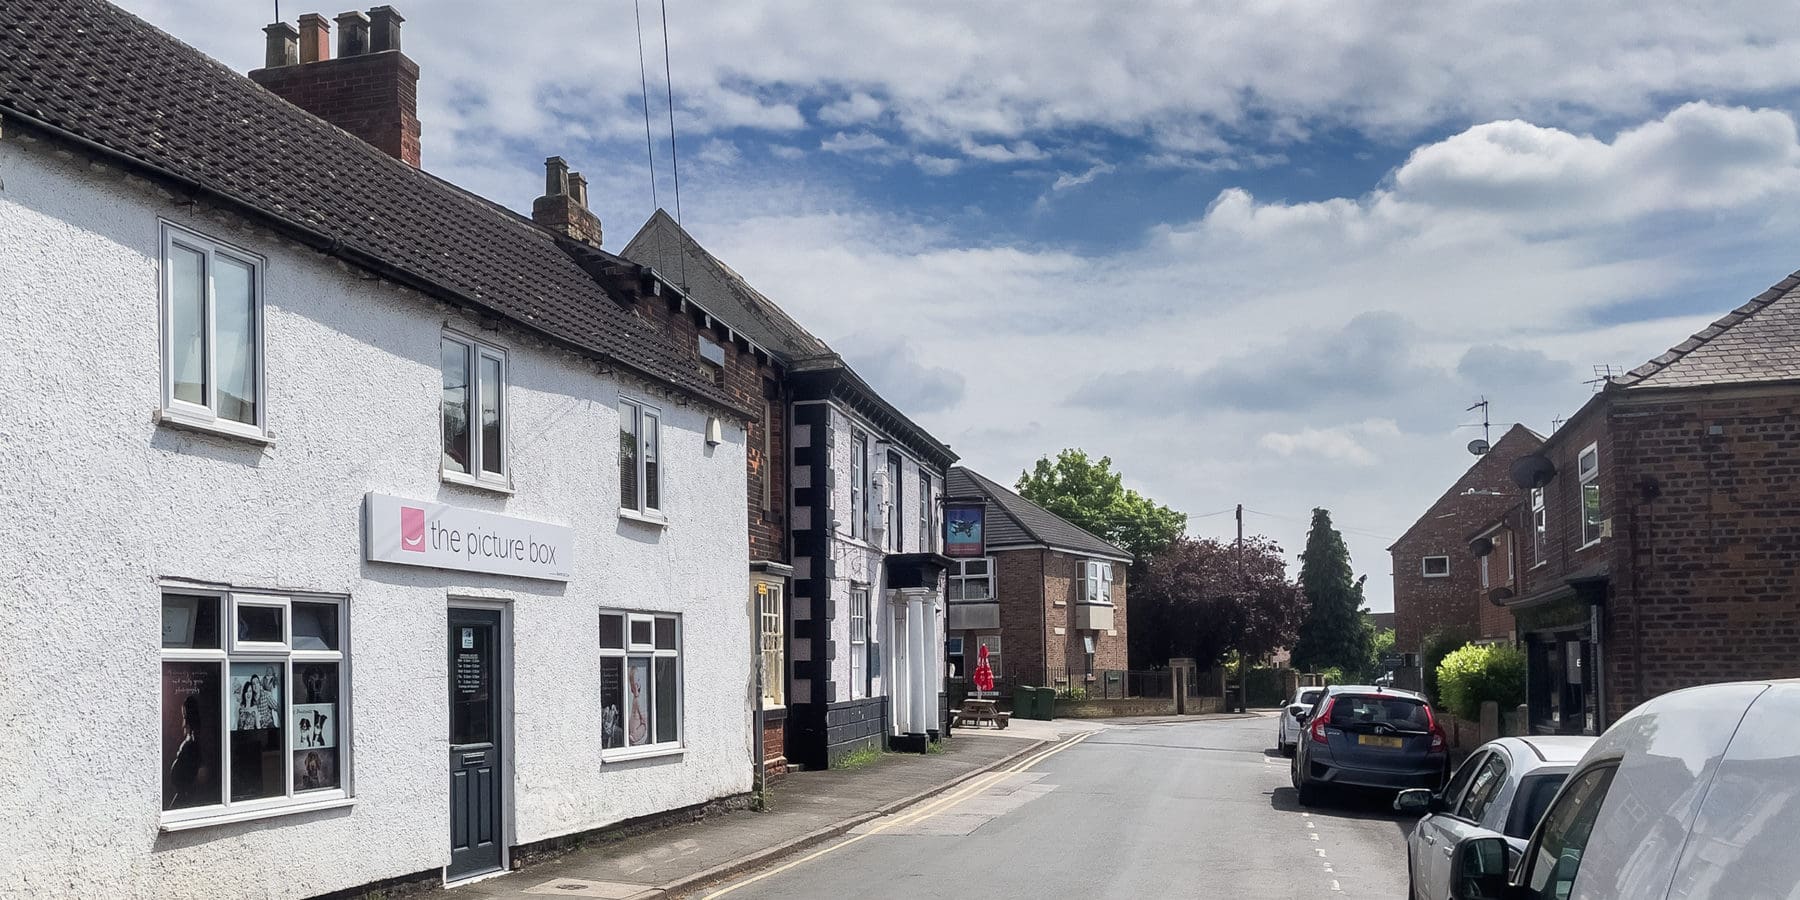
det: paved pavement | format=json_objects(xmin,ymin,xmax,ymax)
[
  {"xmin": 685, "ymin": 714, "xmax": 1416, "ymax": 900},
  {"xmin": 452, "ymin": 727, "xmax": 1073, "ymax": 900}
]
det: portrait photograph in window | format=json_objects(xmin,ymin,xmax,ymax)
[
  {"xmin": 628, "ymin": 657, "xmax": 652, "ymax": 746},
  {"xmin": 600, "ymin": 657, "xmax": 625, "ymax": 750},
  {"xmin": 229, "ymin": 662, "xmax": 285, "ymax": 802},
  {"xmin": 162, "ymin": 661, "xmax": 221, "ymax": 810}
]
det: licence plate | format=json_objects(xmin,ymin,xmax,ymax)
[{"xmin": 1358, "ymin": 734, "xmax": 1404, "ymax": 749}]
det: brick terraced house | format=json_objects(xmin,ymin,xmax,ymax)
[
  {"xmin": 1499, "ymin": 272, "xmax": 1800, "ymax": 734},
  {"xmin": 1389, "ymin": 425, "xmax": 1545, "ymax": 663},
  {"xmin": 944, "ymin": 467, "xmax": 1130, "ymax": 693}
]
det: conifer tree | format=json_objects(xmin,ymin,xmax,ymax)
[{"xmin": 1290, "ymin": 508, "xmax": 1372, "ymax": 675}]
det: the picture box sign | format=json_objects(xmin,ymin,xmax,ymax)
[
  {"xmin": 943, "ymin": 501, "xmax": 985, "ymax": 559},
  {"xmin": 364, "ymin": 493, "xmax": 574, "ymax": 581}
]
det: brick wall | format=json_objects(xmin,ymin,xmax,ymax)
[
  {"xmin": 1598, "ymin": 388, "xmax": 1800, "ymax": 721},
  {"xmin": 986, "ymin": 550, "xmax": 1131, "ymax": 688},
  {"xmin": 761, "ymin": 718, "xmax": 786, "ymax": 777},
  {"xmin": 1476, "ymin": 525, "xmax": 1519, "ymax": 640},
  {"xmin": 992, "ymin": 549, "xmax": 1046, "ymax": 684}
]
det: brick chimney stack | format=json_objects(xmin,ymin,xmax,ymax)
[
  {"xmin": 533, "ymin": 157, "xmax": 605, "ymax": 248},
  {"xmin": 249, "ymin": 7, "xmax": 422, "ymax": 167}
]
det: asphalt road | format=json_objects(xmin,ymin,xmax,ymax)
[{"xmin": 695, "ymin": 714, "xmax": 1416, "ymax": 900}]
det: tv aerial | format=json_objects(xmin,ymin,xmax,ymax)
[{"xmin": 1462, "ymin": 397, "xmax": 1492, "ymax": 455}]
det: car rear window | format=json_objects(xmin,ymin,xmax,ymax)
[
  {"xmin": 1508, "ymin": 773, "xmax": 1567, "ymax": 839},
  {"xmin": 1327, "ymin": 694, "xmax": 1430, "ymax": 731}
]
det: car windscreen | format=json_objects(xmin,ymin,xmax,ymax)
[
  {"xmin": 1326, "ymin": 694, "xmax": 1430, "ymax": 732},
  {"xmin": 1507, "ymin": 772, "xmax": 1567, "ymax": 839}
]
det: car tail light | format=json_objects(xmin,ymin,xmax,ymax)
[
  {"xmin": 1310, "ymin": 699, "xmax": 1333, "ymax": 744},
  {"xmin": 1424, "ymin": 704, "xmax": 1447, "ymax": 752}
]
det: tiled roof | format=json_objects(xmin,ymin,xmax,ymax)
[
  {"xmin": 947, "ymin": 466, "xmax": 1131, "ymax": 561},
  {"xmin": 0, "ymin": 0, "xmax": 740, "ymax": 413},
  {"xmin": 621, "ymin": 210, "xmax": 830, "ymax": 363},
  {"xmin": 1616, "ymin": 271, "xmax": 1800, "ymax": 389},
  {"xmin": 1388, "ymin": 423, "xmax": 1543, "ymax": 550}
]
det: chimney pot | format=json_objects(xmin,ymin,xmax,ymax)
[
  {"xmin": 369, "ymin": 6, "xmax": 405, "ymax": 53},
  {"xmin": 298, "ymin": 14, "xmax": 331, "ymax": 64},
  {"xmin": 569, "ymin": 172, "xmax": 589, "ymax": 209},
  {"xmin": 334, "ymin": 10, "xmax": 370, "ymax": 57},
  {"xmin": 544, "ymin": 156, "xmax": 570, "ymax": 197},
  {"xmin": 262, "ymin": 22, "xmax": 299, "ymax": 68}
]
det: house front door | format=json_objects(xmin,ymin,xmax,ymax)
[{"xmin": 448, "ymin": 608, "xmax": 504, "ymax": 882}]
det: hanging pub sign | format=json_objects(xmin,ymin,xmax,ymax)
[{"xmin": 943, "ymin": 498, "xmax": 986, "ymax": 559}]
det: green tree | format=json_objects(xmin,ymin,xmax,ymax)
[
  {"xmin": 1436, "ymin": 643, "xmax": 1527, "ymax": 721},
  {"xmin": 1289, "ymin": 509, "xmax": 1373, "ymax": 674},
  {"xmin": 1420, "ymin": 627, "xmax": 1474, "ymax": 706},
  {"xmin": 1363, "ymin": 625, "xmax": 1396, "ymax": 681},
  {"xmin": 1016, "ymin": 450, "xmax": 1186, "ymax": 561}
]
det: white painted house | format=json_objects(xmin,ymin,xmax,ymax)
[
  {"xmin": 621, "ymin": 214, "xmax": 959, "ymax": 769},
  {"xmin": 0, "ymin": 1, "xmax": 755, "ymax": 896}
]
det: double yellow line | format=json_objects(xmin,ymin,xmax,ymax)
[{"xmin": 702, "ymin": 731, "xmax": 1096, "ymax": 898}]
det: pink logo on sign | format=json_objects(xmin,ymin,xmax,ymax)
[{"xmin": 400, "ymin": 506, "xmax": 426, "ymax": 552}]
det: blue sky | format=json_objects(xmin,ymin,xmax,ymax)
[{"xmin": 125, "ymin": 0, "xmax": 1800, "ymax": 616}]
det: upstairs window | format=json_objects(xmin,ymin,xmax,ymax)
[
  {"xmin": 1480, "ymin": 553, "xmax": 1490, "ymax": 588},
  {"xmin": 850, "ymin": 431, "xmax": 869, "ymax": 541},
  {"xmin": 886, "ymin": 451, "xmax": 904, "ymax": 552},
  {"xmin": 1532, "ymin": 487, "xmax": 1547, "ymax": 566},
  {"xmin": 1423, "ymin": 556, "xmax": 1451, "ymax": 578},
  {"xmin": 949, "ymin": 558, "xmax": 993, "ymax": 600},
  {"xmin": 1079, "ymin": 560, "xmax": 1116, "ymax": 604},
  {"xmin": 1578, "ymin": 443, "xmax": 1603, "ymax": 547},
  {"xmin": 620, "ymin": 398, "xmax": 663, "ymax": 516},
  {"xmin": 441, "ymin": 335, "xmax": 507, "ymax": 485},
  {"xmin": 160, "ymin": 223, "xmax": 264, "ymax": 435},
  {"xmin": 918, "ymin": 470, "xmax": 934, "ymax": 552}
]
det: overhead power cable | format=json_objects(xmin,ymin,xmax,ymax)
[{"xmin": 632, "ymin": 0, "xmax": 659, "ymax": 210}]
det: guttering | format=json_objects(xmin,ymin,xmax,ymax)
[{"xmin": 0, "ymin": 107, "xmax": 753, "ymax": 421}]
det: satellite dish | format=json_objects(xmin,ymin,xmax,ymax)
[
  {"xmin": 1467, "ymin": 439, "xmax": 1491, "ymax": 456},
  {"xmin": 1470, "ymin": 536, "xmax": 1495, "ymax": 557},
  {"xmin": 1510, "ymin": 454, "xmax": 1558, "ymax": 490},
  {"xmin": 1488, "ymin": 587, "xmax": 1515, "ymax": 606}
]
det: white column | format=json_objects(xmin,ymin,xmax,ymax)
[
  {"xmin": 907, "ymin": 590, "xmax": 929, "ymax": 735},
  {"xmin": 888, "ymin": 594, "xmax": 908, "ymax": 734}
]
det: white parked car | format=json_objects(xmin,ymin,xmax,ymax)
[
  {"xmin": 1426, "ymin": 680, "xmax": 1800, "ymax": 899},
  {"xmin": 1396, "ymin": 735, "xmax": 1593, "ymax": 900},
  {"xmin": 1275, "ymin": 687, "xmax": 1326, "ymax": 756}
]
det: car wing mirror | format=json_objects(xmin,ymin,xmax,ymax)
[
  {"xmin": 1451, "ymin": 836, "xmax": 1521, "ymax": 899},
  {"xmin": 1394, "ymin": 788, "xmax": 1438, "ymax": 814}
]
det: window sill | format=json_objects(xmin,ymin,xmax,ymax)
[
  {"xmin": 441, "ymin": 471, "xmax": 514, "ymax": 495},
  {"xmin": 620, "ymin": 508, "xmax": 669, "ymax": 528},
  {"xmin": 159, "ymin": 794, "xmax": 354, "ymax": 832},
  {"xmin": 154, "ymin": 408, "xmax": 272, "ymax": 446},
  {"xmin": 1053, "ymin": 601, "xmax": 1067, "ymax": 607},
  {"xmin": 1578, "ymin": 539, "xmax": 1603, "ymax": 551},
  {"xmin": 602, "ymin": 745, "xmax": 684, "ymax": 764}
]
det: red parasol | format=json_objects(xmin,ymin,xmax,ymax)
[{"xmin": 973, "ymin": 642, "xmax": 995, "ymax": 692}]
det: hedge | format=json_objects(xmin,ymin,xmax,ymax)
[{"xmin": 1436, "ymin": 642, "xmax": 1527, "ymax": 722}]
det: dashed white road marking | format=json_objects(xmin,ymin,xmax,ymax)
[{"xmin": 1330, "ymin": 880, "xmax": 1342, "ymax": 892}]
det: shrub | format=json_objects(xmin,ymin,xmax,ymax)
[
  {"xmin": 1057, "ymin": 685, "xmax": 1089, "ymax": 701},
  {"xmin": 1436, "ymin": 643, "xmax": 1528, "ymax": 722},
  {"xmin": 1421, "ymin": 627, "xmax": 1474, "ymax": 706}
]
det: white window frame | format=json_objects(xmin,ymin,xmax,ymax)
[
  {"xmin": 849, "ymin": 586, "xmax": 870, "ymax": 699},
  {"xmin": 598, "ymin": 610, "xmax": 683, "ymax": 759},
  {"xmin": 918, "ymin": 470, "xmax": 934, "ymax": 552},
  {"xmin": 1507, "ymin": 533, "xmax": 1516, "ymax": 582},
  {"xmin": 885, "ymin": 451, "xmax": 904, "ymax": 552},
  {"xmin": 1577, "ymin": 442, "xmax": 1603, "ymax": 549},
  {"xmin": 159, "ymin": 588, "xmax": 351, "ymax": 830},
  {"xmin": 758, "ymin": 583, "xmax": 784, "ymax": 709},
  {"xmin": 1532, "ymin": 487, "xmax": 1548, "ymax": 567},
  {"xmin": 950, "ymin": 558, "xmax": 993, "ymax": 601},
  {"xmin": 619, "ymin": 397, "xmax": 665, "ymax": 520},
  {"xmin": 1480, "ymin": 553, "xmax": 1490, "ymax": 588},
  {"xmin": 1079, "ymin": 560, "xmax": 1116, "ymax": 605},
  {"xmin": 1422, "ymin": 556, "xmax": 1451, "ymax": 578},
  {"xmin": 850, "ymin": 431, "xmax": 870, "ymax": 541},
  {"xmin": 158, "ymin": 222, "xmax": 268, "ymax": 440},
  {"xmin": 440, "ymin": 332, "xmax": 510, "ymax": 489}
]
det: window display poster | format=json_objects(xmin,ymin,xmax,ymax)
[
  {"xmin": 600, "ymin": 657, "xmax": 624, "ymax": 749},
  {"xmin": 628, "ymin": 657, "xmax": 651, "ymax": 746},
  {"xmin": 294, "ymin": 747, "xmax": 339, "ymax": 792},
  {"xmin": 231, "ymin": 663, "xmax": 282, "ymax": 731},
  {"xmin": 296, "ymin": 662, "xmax": 337, "ymax": 705},
  {"xmin": 294, "ymin": 703, "xmax": 336, "ymax": 750},
  {"xmin": 162, "ymin": 661, "xmax": 221, "ymax": 810}
]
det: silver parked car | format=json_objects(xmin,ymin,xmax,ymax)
[
  {"xmin": 1435, "ymin": 680, "xmax": 1800, "ymax": 899},
  {"xmin": 1275, "ymin": 686, "xmax": 1325, "ymax": 756},
  {"xmin": 1396, "ymin": 735, "xmax": 1593, "ymax": 900}
]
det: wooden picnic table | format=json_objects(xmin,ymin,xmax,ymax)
[{"xmin": 953, "ymin": 698, "xmax": 1009, "ymax": 729}]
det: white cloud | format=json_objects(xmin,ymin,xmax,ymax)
[
  {"xmin": 694, "ymin": 139, "xmax": 742, "ymax": 167},
  {"xmin": 1259, "ymin": 420, "xmax": 1402, "ymax": 467},
  {"xmin": 959, "ymin": 139, "xmax": 1049, "ymax": 163},
  {"xmin": 1050, "ymin": 163, "xmax": 1116, "ymax": 191},
  {"xmin": 820, "ymin": 131, "xmax": 892, "ymax": 154},
  {"xmin": 819, "ymin": 91, "xmax": 884, "ymax": 126}
]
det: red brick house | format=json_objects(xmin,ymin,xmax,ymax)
[
  {"xmin": 944, "ymin": 467, "xmax": 1130, "ymax": 693},
  {"xmin": 1500, "ymin": 272, "xmax": 1800, "ymax": 734},
  {"xmin": 1390, "ymin": 425, "xmax": 1545, "ymax": 659}
]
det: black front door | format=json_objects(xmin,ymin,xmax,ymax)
[{"xmin": 448, "ymin": 608, "xmax": 503, "ymax": 881}]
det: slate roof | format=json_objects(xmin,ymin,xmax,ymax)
[
  {"xmin": 1615, "ymin": 270, "xmax": 1800, "ymax": 390},
  {"xmin": 0, "ymin": 0, "xmax": 741, "ymax": 413},
  {"xmin": 947, "ymin": 466, "xmax": 1131, "ymax": 561},
  {"xmin": 621, "ymin": 210, "xmax": 830, "ymax": 363}
]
